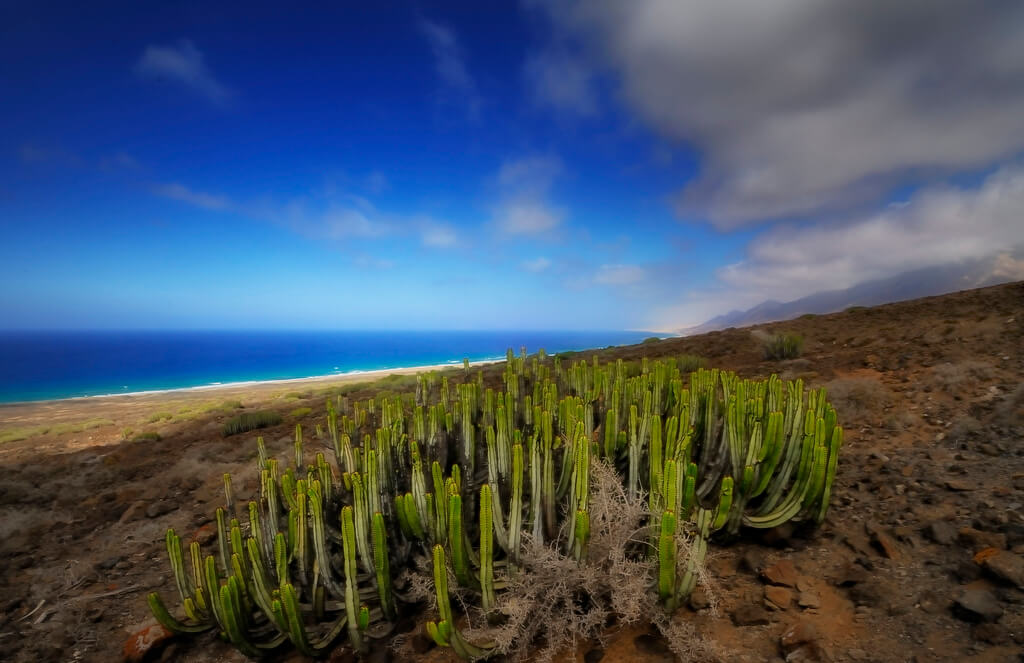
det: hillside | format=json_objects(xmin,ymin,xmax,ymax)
[{"xmin": 0, "ymin": 280, "xmax": 1021, "ymax": 663}]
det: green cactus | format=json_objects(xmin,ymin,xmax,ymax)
[{"xmin": 149, "ymin": 355, "xmax": 845, "ymax": 661}]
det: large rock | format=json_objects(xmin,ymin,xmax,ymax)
[
  {"xmin": 732, "ymin": 605, "xmax": 771, "ymax": 626},
  {"xmin": 762, "ymin": 560, "xmax": 799, "ymax": 587},
  {"xmin": 958, "ymin": 527, "xmax": 1007, "ymax": 552},
  {"xmin": 123, "ymin": 623, "xmax": 173, "ymax": 662},
  {"xmin": 925, "ymin": 520, "xmax": 958, "ymax": 546},
  {"xmin": 981, "ymin": 551, "xmax": 1024, "ymax": 588},
  {"xmin": 953, "ymin": 588, "xmax": 1003, "ymax": 622}
]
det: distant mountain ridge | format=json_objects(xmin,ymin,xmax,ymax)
[{"xmin": 683, "ymin": 252, "xmax": 1024, "ymax": 335}]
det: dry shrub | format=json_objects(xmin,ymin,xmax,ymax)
[
  {"xmin": 994, "ymin": 382, "xmax": 1024, "ymax": 428},
  {"xmin": 824, "ymin": 377, "xmax": 891, "ymax": 424},
  {"xmin": 931, "ymin": 360, "xmax": 995, "ymax": 391},
  {"xmin": 400, "ymin": 460, "xmax": 717, "ymax": 662}
]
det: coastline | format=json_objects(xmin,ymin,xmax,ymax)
[
  {"xmin": 0, "ymin": 358, "xmax": 502, "ymax": 446},
  {"xmin": 0, "ymin": 357, "xmax": 504, "ymax": 408}
]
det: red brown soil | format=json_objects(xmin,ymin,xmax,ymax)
[{"xmin": 1, "ymin": 281, "xmax": 1022, "ymax": 663}]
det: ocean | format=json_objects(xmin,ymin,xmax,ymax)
[{"xmin": 0, "ymin": 330, "xmax": 658, "ymax": 403}]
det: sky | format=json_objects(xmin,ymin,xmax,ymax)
[{"xmin": 2, "ymin": 0, "xmax": 1024, "ymax": 332}]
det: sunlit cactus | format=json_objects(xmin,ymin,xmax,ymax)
[{"xmin": 149, "ymin": 352, "xmax": 843, "ymax": 660}]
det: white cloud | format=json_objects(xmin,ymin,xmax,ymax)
[
  {"xmin": 533, "ymin": 1, "xmax": 1024, "ymax": 227},
  {"xmin": 595, "ymin": 263, "xmax": 645, "ymax": 285},
  {"xmin": 653, "ymin": 165, "xmax": 1024, "ymax": 328},
  {"xmin": 492, "ymin": 155, "xmax": 567, "ymax": 235},
  {"xmin": 417, "ymin": 19, "xmax": 480, "ymax": 118},
  {"xmin": 319, "ymin": 206, "xmax": 390, "ymax": 239},
  {"xmin": 524, "ymin": 49, "xmax": 597, "ymax": 116},
  {"xmin": 153, "ymin": 182, "xmax": 231, "ymax": 211},
  {"xmin": 151, "ymin": 182, "xmax": 461, "ymax": 250},
  {"xmin": 522, "ymin": 257, "xmax": 552, "ymax": 272},
  {"xmin": 135, "ymin": 40, "xmax": 231, "ymax": 106},
  {"xmin": 497, "ymin": 201, "xmax": 564, "ymax": 234},
  {"xmin": 420, "ymin": 222, "xmax": 458, "ymax": 248}
]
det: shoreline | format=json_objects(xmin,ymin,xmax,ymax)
[{"xmin": 0, "ymin": 357, "xmax": 504, "ymax": 408}]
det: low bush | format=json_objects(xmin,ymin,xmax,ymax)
[
  {"xmin": 223, "ymin": 410, "xmax": 283, "ymax": 436},
  {"xmin": 132, "ymin": 432, "xmax": 162, "ymax": 442},
  {"xmin": 762, "ymin": 332, "xmax": 804, "ymax": 360},
  {"xmin": 289, "ymin": 407, "xmax": 312, "ymax": 418},
  {"xmin": 677, "ymin": 354, "xmax": 707, "ymax": 373}
]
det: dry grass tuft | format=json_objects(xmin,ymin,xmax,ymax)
[
  {"xmin": 825, "ymin": 377, "xmax": 891, "ymax": 424},
  {"xmin": 403, "ymin": 460, "xmax": 717, "ymax": 662},
  {"xmin": 932, "ymin": 360, "xmax": 995, "ymax": 390}
]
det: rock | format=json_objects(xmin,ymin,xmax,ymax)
[
  {"xmin": 925, "ymin": 521, "xmax": 958, "ymax": 546},
  {"xmin": 798, "ymin": 591, "xmax": 821, "ymax": 609},
  {"xmin": 848, "ymin": 580, "xmax": 886, "ymax": 608},
  {"xmin": 945, "ymin": 479, "xmax": 975, "ymax": 491},
  {"xmin": 781, "ymin": 620, "xmax": 819, "ymax": 651},
  {"xmin": 192, "ymin": 523, "xmax": 217, "ymax": 546},
  {"xmin": 958, "ymin": 527, "xmax": 1007, "ymax": 552},
  {"xmin": 762, "ymin": 560, "xmax": 799, "ymax": 587},
  {"xmin": 980, "ymin": 551, "xmax": 1024, "ymax": 588},
  {"xmin": 973, "ymin": 623, "xmax": 1011, "ymax": 645},
  {"xmin": 118, "ymin": 500, "xmax": 148, "ymax": 524},
  {"xmin": 866, "ymin": 522, "xmax": 900, "ymax": 560},
  {"xmin": 765, "ymin": 586, "xmax": 793, "ymax": 610},
  {"xmin": 146, "ymin": 500, "xmax": 178, "ymax": 519},
  {"xmin": 953, "ymin": 560, "xmax": 982, "ymax": 582},
  {"xmin": 761, "ymin": 522, "xmax": 796, "ymax": 547},
  {"xmin": 953, "ymin": 588, "xmax": 1003, "ymax": 622},
  {"xmin": 830, "ymin": 562, "xmax": 868, "ymax": 587},
  {"xmin": 740, "ymin": 549, "xmax": 765, "ymax": 575},
  {"xmin": 87, "ymin": 607, "xmax": 104, "ymax": 623},
  {"xmin": 123, "ymin": 623, "xmax": 173, "ymax": 662},
  {"xmin": 688, "ymin": 586, "xmax": 712, "ymax": 611},
  {"xmin": 732, "ymin": 605, "xmax": 771, "ymax": 626},
  {"xmin": 96, "ymin": 555, "xmax": 122, "ymax": 570}
]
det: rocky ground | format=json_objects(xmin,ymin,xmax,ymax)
[{"xmin": 0, "ymin": 281, "xmax": 1021, "ymax": 663}]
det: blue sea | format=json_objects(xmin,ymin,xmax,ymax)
[{"xmin": 0, "ymin": 330, "xmax": 659, "ymax": 403}]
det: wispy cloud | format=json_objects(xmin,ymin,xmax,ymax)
[
  {"xmin": 594, "ymin": 263, "xmax": 646, "ymax": 285},
  {"xmin": 135, "ymin": 40, "xmax": 232, "ymax": 107},
  {"xmin": 419, "ymin": 221, "xmax": 458, "ymax": 248},
  {"xmin": 522, "ymin": 257, "xmax": 552, "ymax": 272},
  {"xmin": 99, "ymin": 152, "xmax": 141, "ymax": 171},
  {"xmin": 153, "ymin": 182, "xmax": 232, "ymax": 211},
  {"xmin": 151, "ymin": 180, "xmax": 464, "ymax": 253},
  {"xmin": 492, "ymin": 155, "xmax": 567, "ymax": 235},
  {"xmin": 417, "ymin": 18, "xmax": 481, "ymax": 119},
  {"xmin": 653, "ymin": 165, "xmax": 1024, "ymax": 329},
  {"xmin": 524, "ymin": 49, "xmax": 597, "ymax": 116}
]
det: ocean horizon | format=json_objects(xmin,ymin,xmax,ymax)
[{"xmin": 0, "ymin": 329, "xmax": 659, "ymax": 404}]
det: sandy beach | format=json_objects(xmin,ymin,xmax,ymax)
[{"xmin": 0, "ymin": 359, "xmax": 498, "ymax": 455}]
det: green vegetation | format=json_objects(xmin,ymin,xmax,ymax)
[
  {"xmin": 148, "ymin": 411, "xmax": 173, "ymax": 423},
  {"xmin": 289, "ymin": 407, "xmax": 312, "ymax": 418},
  {"xmin": 762, "ymin": 332, "xmax": 804, "ymax": 360},
  {"xmin": 0, "ymin": 417, "xmax": 114, "ymax": 444},
  {"xmin": 222, "ymin": 410, "xmax": 283, "ymax": 436},
  {"xmin": 677, "ymin": 354, "xmax": 707, "ymax": 373},
  {"xmin": 643, "ymin": 336, "xmax": 661, "ymax": 344},
  {"xmin": 132, "ymin": 432, "xmax": 162, "ymax": 442},
  {"xmin": 150, "ymin": 353, "xmax": 843, "ymax": 660}
]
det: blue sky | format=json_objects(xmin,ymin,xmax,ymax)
[{"xmin": 3, "ymin": 1, "xmax": 1023, "ymax": 331}]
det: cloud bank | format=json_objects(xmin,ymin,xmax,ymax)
[
  {"xmin": 135, "ymin": 40, "xmax": 231, "ymax": 106},
  {"xmin": 533, "ymin": 0, "xmax": 1024, "ymax": 227}
]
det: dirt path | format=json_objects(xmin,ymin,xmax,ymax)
[{"xmin": 1, "ymin": 281, "xmax": 1021, "ymax": 662}]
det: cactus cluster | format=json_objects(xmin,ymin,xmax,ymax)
[{"xmin": 148, "ymin": 355, "xmax": 843, "ymax": 659}]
